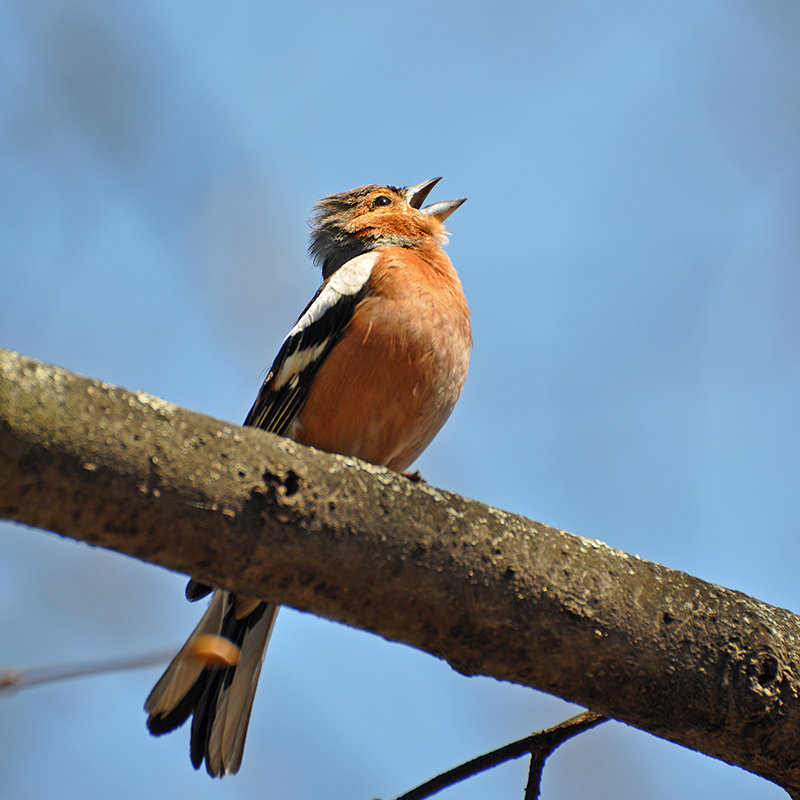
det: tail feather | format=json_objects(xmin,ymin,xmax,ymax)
[
  {"xmin": 146, "ymin": 591, "xmax": 227, "ymax": 727},
  {"xmin": 206, "ymin": 606, "xmax": 276, "ymax": 774},
  {"xmin": 145, "ymin": 590, "xmax": 278, "ymax": 776}
]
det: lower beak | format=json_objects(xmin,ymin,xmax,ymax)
[{"xmin": 420, "ymin": 197, "xmax": 467, "ymax": 222}]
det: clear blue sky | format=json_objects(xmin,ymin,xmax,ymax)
[{"xmin": 2, "ymin": 2, "xmax": 799, "ymax": 798}]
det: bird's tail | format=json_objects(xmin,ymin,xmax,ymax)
[{"xmin": 145, "ymin": 590, "xmax": 278, "ymax": 776}]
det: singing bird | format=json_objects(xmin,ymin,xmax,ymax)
[{"xmin": 145, "ymin": 178, "xmax": 471, "ymax": 775}]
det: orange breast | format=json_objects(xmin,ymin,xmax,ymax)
[{"xmin": 288, "ymin": 247, "xmax": 471, "ymax": 472}]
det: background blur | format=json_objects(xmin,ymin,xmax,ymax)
[{"xmin": 2, "ymin": 1, "xmax": 799, "ymax": 798}]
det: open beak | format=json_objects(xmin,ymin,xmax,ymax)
[{"xmin": 406, "ymin": 177, "xmax": 467, "ymax": 222}]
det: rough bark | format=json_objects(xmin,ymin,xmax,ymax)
[{"xmin": 1, "ymin": 347, "xmax": 798, "ymax": 796}]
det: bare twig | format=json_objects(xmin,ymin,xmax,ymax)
[
  {"xmin": 392, "ymin": 711, "xmax": 606, "ymax": 800},
  {"xmin": 0, "ymin": 649, "xmax": 174, "ymax": 694},
  {"xmin": 524, "ymin": 711, "xmax": 607, "ymax": 799}
]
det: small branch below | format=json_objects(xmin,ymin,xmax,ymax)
[
  {"xmin": 393, "ymin": 711, "xmax": 607, "ymax": 800},
  {"xmin": 524, "ymin": 711, "xmax": 607, "ymax": 799}
]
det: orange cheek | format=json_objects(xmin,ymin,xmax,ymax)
[{"xmin": 346, "ymin": 210, "xmax": 441, "ymax": 242}]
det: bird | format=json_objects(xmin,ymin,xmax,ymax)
[{"xmin": 144, "ymin": 178, "xmax": 471, "ymax": 776}]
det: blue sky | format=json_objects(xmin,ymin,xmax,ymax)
[{"xmin": 2, "ymin": 1, "xmax": 799, "ymax": 798}]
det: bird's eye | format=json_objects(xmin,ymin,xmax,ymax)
[{"xmin": 372, "ymin": 195, "xmax": 392, "ymax": 207}]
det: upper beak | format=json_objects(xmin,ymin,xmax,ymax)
[
  {"xmin": 406, "ymin": 177, "xmax": 442, "ymax": 209},
  {"xmin": 406, "ymin": 177, "xmax": 467, "ymax": 222}
]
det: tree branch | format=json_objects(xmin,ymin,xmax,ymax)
[{"xmin": 2, "ymin": 347, "xmax": 799, "ymax": 796}]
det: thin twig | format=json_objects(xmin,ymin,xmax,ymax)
[
  {"xmin": 0, "ymin": 649, "xmax": 174, "ymax": 694},
  {"xmin": 524, "ymin": 711, "xmax": 607, "ymax": 799},
  {"xmin": 393, "ymin": 711, "xmax": 607, "ymax": 800}
]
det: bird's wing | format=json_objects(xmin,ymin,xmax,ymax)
[{"xmin": 243, "ymin": 250, "xmax": 379, "ymax": 434}]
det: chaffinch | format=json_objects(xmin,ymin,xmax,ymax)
[{"xmin": 145, "ymin": 178, "xmax": 471, "ymax": 776}]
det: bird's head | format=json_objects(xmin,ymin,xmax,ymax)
[{"xmin": 308, "ymin": 178, "xmax": 466, "ymax": 279}]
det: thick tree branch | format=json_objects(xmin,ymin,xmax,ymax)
[{"xmin": 1, "ymin": 347, "xmax": 799, "ymax": 796}]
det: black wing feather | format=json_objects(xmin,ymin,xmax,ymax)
[{"xmin": 243, "ymin": 273, "xmax": 371, "ymax": 434}]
